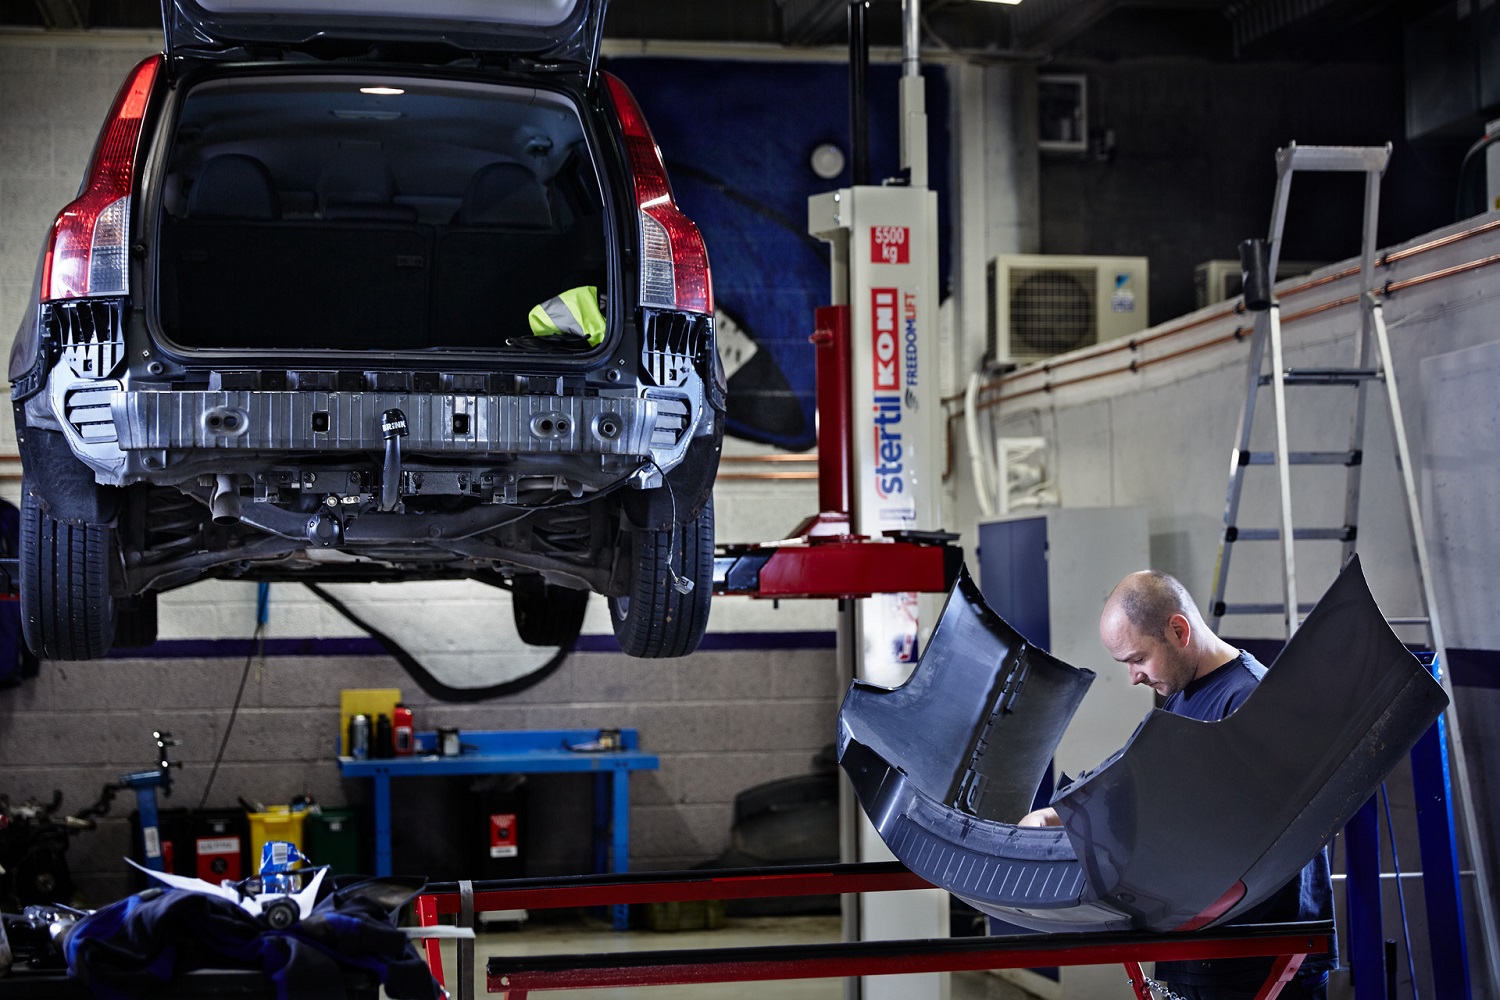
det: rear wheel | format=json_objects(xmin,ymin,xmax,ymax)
[
  {"xmin": 19, "ymin": 485, "xmax": 117, "ymax": 661},
  {"xmin": 511, "ymin": 576, "xmax": 589, "ymax": 647},
  {"xmin": 113, "ymin": 593, "xmax": 159, "ymax": 649},
  {"xmin": 609, "ymin": 495, "xmax": 714, "ymax": 658}
]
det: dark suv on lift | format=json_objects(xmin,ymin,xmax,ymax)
[{"xmin": 9, "ymin": 0, "xmax": 723, "ymax": 661}]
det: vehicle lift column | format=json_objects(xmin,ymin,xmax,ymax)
[{"xmin": 808, "ymin": 4, "xmax": 947, "ymax": 997}]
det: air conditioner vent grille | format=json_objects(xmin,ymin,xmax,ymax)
[
  {"xmin": 1009, "ymin": 267, "xmax": 1097, "ymax": 355},
  {"xmin": 987, "ymin": 254, "xmax": 1149, "ymax": 364}
]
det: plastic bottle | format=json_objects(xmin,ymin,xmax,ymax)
[
  {"xmin": 374, "ymin": 714, "xmax": 394, "ymax": 759},
  {"xmin": 393, "ymin": 703, "xmax": 414, "ymax": 756}
]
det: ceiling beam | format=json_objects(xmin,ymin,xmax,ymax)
[
  {"xmin": 33, "ymin": 0, "xmax": 86, "ymax": 30},
  {"xmin": 779, "ymin": 0, "xmax": 849, "ymax": 46},
  {"xmin": 1011, "ymin": 0, "xmax": 1124, "ymax": 52}
]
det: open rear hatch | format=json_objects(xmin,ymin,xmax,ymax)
[{"xmin": 162, "ymin": 0, "xmax": 605, "ymax": 72}]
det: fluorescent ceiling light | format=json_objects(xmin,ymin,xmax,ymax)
[
  {"xmin": 973, "ymin": 0, "xmax": 1022, "ymax": 5},
  {"xmin": 360, "ymin": 86, "xmax": 405, "ymax": 96}
]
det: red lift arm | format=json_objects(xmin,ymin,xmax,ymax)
[{"xmin": 711, "ymin": 305, "xmax": 963, "ymax": 600}]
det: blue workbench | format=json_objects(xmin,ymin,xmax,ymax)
[{"xmin": 338, "ymin": 728, "xmax": 658, "ymax": 928}]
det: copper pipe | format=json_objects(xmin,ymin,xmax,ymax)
[
  {"xmin": 1385, "ymin": 216, "xmax": 1500, "ymax": 265},
  {"xmin": 946, "ymin": 230, "xmax": 1500, "ymax": 472},
  {"xmin": 1385, "ymin": 250, "xmax": 1500, "ymax": 293},
  {"xmin": 1281, "ymin": 294, "xmax": 1361, "ymax": 324},
  {"xmin": 978, "ymin": 218, "xmax": 1500, "ymax": 398},
  {"xmin": 716, "ymin": 471, "xmax": 819, "ymax": 481},
  {"xmin": 980, "ymin": 329, "xmax": 1253, "ymax": 408},
  {"xmin": 987, "ymin": 306, "xmax": 1237, "ymax": 391},
  {"xmin": 720, "ymin": 454, "xmax": 818, "ymax": 463},
  {"xmin": 969, "ymin": 246, "xmax": 1498, "ymax": 414}
]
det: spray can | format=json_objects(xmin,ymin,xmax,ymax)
[
  {"xmin": 393, "ymin": 703, "xmax": 414, "ymax": 756},
  {"xmin": 374, "ymin": 714, "xmax": 393, "ymax": 759},
  {"xmin": 348, "ymin": 713, "xmax": 371, "ymax": 760}
]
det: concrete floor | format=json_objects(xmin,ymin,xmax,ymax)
[{"xmin": 425, "ymin": 914, "xmax": 1049, "ymax": 999}]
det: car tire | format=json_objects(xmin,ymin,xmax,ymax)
[
  {"xmin": 19, "ymin": 485, "xmax": 117, "ymax": 661},
  {"xmin": 609, "ymin": 495, "xmax": 714, "ymax": 658},
  {"xmin": 113, "ymin": 593, "xmax": 159, "ymax": 649},
  {"xmin": 261, "ymin": 898, "xmax": 299, "ymax": 930},
  {"xmin": 512, "ymin": 576, "xmax": 588, "ymax": 646}
]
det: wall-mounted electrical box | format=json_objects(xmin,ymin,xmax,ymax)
[{"xmin": 1038, "ymin": 74, "xmax": 1088, "ymax": 154}]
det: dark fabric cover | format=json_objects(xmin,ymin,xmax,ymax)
[
  {"xmin": 63, "ymin": 878, "xmax": 438, "ymax": 1000},
  {"xmin": 188, "ymin": 155, "xmax": 280, "ymax": 221}
]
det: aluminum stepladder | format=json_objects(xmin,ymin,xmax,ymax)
[{"xmin": 1207, "ymin": 142, "xmax": 1500, "ymax": 999}]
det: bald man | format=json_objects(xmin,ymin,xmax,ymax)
[{"xmin": 1019, "ymin": 570, "xmax": 1334, "ymax": 1000}]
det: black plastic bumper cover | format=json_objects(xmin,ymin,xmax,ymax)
[{"xmin": 838, "ymin": 556, "xmax": 1447, "ymax": 933}]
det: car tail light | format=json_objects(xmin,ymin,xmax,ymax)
[
  {"xmin": 602, "ymin": 72, "xmax": 712, "ymax": 315},
  {"xmin": 42, "ymin": 55, "xmax": 161, "ymax": 302}
]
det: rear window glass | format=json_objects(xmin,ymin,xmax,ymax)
[{"xmin": 157, "ymin": 73, "xmax": 608, "ymax": 352}]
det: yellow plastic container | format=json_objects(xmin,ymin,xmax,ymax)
[{"xmin": 247, "ymin": 806, "xmax": 309, "ymax": 870}]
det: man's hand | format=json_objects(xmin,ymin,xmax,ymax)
[{"xmin": 1017, "ymin": 807, "xmax": 1060, "ymax": 827}]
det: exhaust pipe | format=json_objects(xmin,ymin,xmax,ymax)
[{"xmin": 210, "ymin": 474, "xmax": 242, "ymax": 525}]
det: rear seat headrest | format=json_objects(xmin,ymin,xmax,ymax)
[
  {"xmin": 459, "ymin": 162, "xmax": 553, "ymax": 228},
  {"xmin": 189, "ymin": 154, "xmax": 280, "ymax": 220},
  {"xmin": 318, "ymin": 145, "xmax": 398, "ymax": 214}
]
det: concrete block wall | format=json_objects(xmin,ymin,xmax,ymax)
[{"xmin": 0, "ymin": 641, "xmax": 840, "ymax": 904}]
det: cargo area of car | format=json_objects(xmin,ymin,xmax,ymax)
[{"xmin": 153, "ymin": 73, "xmax": 609, "ymax": 354}]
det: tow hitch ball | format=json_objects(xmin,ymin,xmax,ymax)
[{"xmin": 380, "ymin": 408, "xmax": 408, "ymax": 512}]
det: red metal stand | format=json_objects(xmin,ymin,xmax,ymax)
[
  {"xmin": 483, "ymin": 928, "xmax": 1325, "ymax": 996},
  {"xmin": 412, "ymin": 862, "xmax": 1330, "ymax": 999}
]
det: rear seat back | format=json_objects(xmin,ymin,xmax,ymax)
[
  {"xmin": 433, "ymin": 162, "xmax": 601, "ymax": 347},
  {"xmin": 167, "ymin": 153, "xmax": 430, "ymax": 351},
  {"xmin": 161, "ymin": 156, "xmax": 606, "ymax": 352}
]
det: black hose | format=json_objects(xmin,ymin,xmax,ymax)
[{"xmin": 304, "ymin": 583, "xmax": 574, "ymax": 703}]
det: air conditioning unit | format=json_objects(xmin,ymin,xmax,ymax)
[
  {"xmin": 1194, "ymin": 258, "xmax": 1325, "ymax": 309},
  {"xmin": 986, "ymin": 254, "xmax": 1149, "ymax": 364}
]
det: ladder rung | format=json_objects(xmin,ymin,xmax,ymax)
[
  {"xmin": 1240, "ymin": 450, "xmax": 1362, "ymax": 466},
  {"xmin": 1258, "ymin": 368, "xmax": 1383, "ymax": 386},
  {"xmin": 1385, "ymin": 616, "xmax": 1431, "ymax": 627},
  {"xmin": 1276, "ymin": 143, "xmax": 1391, "ymax": 174},
  {"xmin": 1224, "ymin": 526, "xmax": 1356, "ymax": 542},
  {"xmin": 1214, "ymin": 602, "xmax": 1319, "ymax": 617}
]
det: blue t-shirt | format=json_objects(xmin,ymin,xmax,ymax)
[{"xmin": 1156, "ymin": 650, "xmax": 1336, "ymax": 987}]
